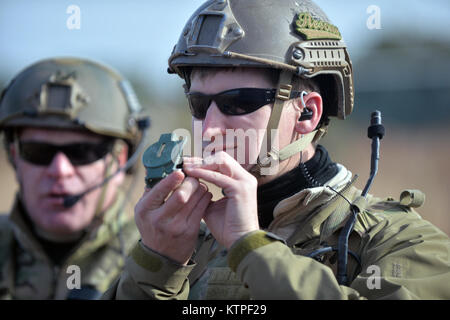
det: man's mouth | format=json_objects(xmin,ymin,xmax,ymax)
[{"xmin": 45, "ymin": 192, "xmax": 74, "ymax": 207}]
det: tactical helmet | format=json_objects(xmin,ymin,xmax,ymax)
[
  {"xmin": 168, "ymin": 0, "xmax": 354, "ymax": 172},
  {"xmin": 0, "ymin": 57, "xmax": 143, "ymax": 148},
  {"xmin": 169, "ymin": 0, "xmax": 353, "ymax": 119}
]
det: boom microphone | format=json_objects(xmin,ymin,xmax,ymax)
[
  {"xmin": 63, "ymin": 172, "xmax": 118, "ymax": 208},
  {"xmin": 63, "ymin": 118, "xmax": 150, "ymax": 208}
]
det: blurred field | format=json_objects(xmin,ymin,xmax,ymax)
[
  {"xmin": 1, "ymin": 124, "xmax": 449, "ymax": 237},
  {"xmin": 322, "ymin": 123, "xmax": 450, "ymax": 236}
]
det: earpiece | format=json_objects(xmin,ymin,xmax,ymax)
[
  {"xmin": 299, "ymin": 108, "xmax": 313, "ymax": 121},
  {"xmin": 298, "ymin": 91, "xmax": 313, "ymax": 122}
]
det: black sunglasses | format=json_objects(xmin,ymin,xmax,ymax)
[
  {"xmin": 18, "ymin": 140, "xmax": 115, "ymax": 166},
  {"xmin": 186, "ymin": 88, "xmax": 304, "ymax": 119}
]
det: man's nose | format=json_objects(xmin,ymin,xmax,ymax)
[
  {"xmin": 202, "ymin": 102, "xmax": 227, "ymax": 140},
  {"xmin": 46, "ymin": 152, "xmax": 76, "ymax": 178}
]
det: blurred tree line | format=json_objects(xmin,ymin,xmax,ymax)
[{"xmin": 352, "ymin": 32, "xmax": 450, "ymax": 128}]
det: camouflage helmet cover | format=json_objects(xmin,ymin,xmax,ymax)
[{"xmin": 168, "ymin": 0, "xmax": 354, "ymax": 119}]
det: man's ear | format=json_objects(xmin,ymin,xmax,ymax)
[
  {"xmin": 108, "ymin": 140, "xmax": 129, "ymax": 186},
  {"xmin": 112, "ymin": 140, "xmax": 129, "ymax": 168},
  {"xmin": 293, "ymin": 92, "xmax": 323, "ymax": 134},
  {"xmin": 8, "ymin": 141, "xmax": 18, "ymax": 167}
]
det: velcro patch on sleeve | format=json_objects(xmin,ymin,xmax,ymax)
[{"xmin": 228, "ymin": 231, "xmax": 278, "ymax": 272}]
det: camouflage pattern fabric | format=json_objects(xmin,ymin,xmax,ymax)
[{"xmin": 0, "ymin": 192, "xmax": 139, "ymax": 299}]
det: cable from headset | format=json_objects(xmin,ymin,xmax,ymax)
[
  {"xmin": 336, "ymin": 111, "xmax": 385, "ymax": 285},
  {"xmin": 299, "ymin": 151, "xmax": 321, "ymax": 188},
  {"xmin": 303, "ymin": 113, "xmax": 384, "ymax": 286},
  {"xmin": 307, "ymin": 183, "xmax": 362, "ymax": 275}
]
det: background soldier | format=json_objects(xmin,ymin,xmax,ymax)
[
  {"xmin": 105, "ymin": 0, "xmax": 450, "ymax": 299},
  {"xmin": 0, "ymin": 57, "xmax": 149, "ymax": 299}
]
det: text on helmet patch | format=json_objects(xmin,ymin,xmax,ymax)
[{"xmin": 294, "ymin": 12, "xmax": 342, "ymax": 40}]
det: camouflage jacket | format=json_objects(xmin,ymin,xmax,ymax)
[
  {"xmin": 0, "ymin": 192, "xmax": 139, "ymax": 299},
  {"xmin": 103, "ymin": 165, "xmax": 450, "ymax": 300}
]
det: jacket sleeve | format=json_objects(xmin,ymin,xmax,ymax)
[
  {"xmin": 102, "ymin": 241, "xmax": 195, "ymax": 300},
  {"xmin": 228, "ymin": 215, "xmax": 450, "ymax": 300}
]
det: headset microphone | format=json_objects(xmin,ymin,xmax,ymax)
[
  {"xmin": 63, "ymin": 172, "xmax": 118, "ymax": 208},
  {"xmin": 63, "ymin": 117, "xmax": 150, "ymax": 208},
  {"xmin": 63, "ymin": 193, "xmax": 84, "ymax": 208}
]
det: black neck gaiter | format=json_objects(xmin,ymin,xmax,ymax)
[{"xmin": 257, "ymin": 145, "xmax": 338, "ymax": 228}]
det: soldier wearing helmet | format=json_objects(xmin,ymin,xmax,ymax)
[
  {"xmin": 105, "ymin": 0, "xmax": 450, "ymax": 300},
  {"xmin": 0, "ymin": 57, "xmax": 149, "ymax": 299}
]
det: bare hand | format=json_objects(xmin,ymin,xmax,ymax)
[
  {"xmin": 183, "ymin": 152, "xmax": 260, "ymax": 249},
  {"xmin": 134, "ymin": 170, "xmax": 212, "ymax": 265}
]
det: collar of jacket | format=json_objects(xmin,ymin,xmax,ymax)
[
  {"xmin": 266, "ymin": 164, "xmax": 365, "ymax": 246},
  {"xmin": 8, "ymin": 191, "xmax": 131, "ymax": 265}
]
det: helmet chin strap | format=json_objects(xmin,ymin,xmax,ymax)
[
  {"xmin": 250, "ymin": 70, "xmax": 325, "ymax": 177},
  {"xmin": 91, "ymin": 140, "xmax": 124, "ymax": 220}
]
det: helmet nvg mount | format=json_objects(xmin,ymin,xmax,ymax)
[
  {"xmin": 168, "ymin": 0, "xmax": 354, "ymax": 174},
  {"xmin": 0, "ymin": 57, "xmax": 145, "ymax": 151}
]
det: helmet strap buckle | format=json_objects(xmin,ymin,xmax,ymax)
[{"xmin": 275, "ymin": 83, "xmax": 292, "ymax": 101}]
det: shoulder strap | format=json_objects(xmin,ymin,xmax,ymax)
[{"xmin": 319, "ymin": 186, "xmax": 360, "ymax": 243}]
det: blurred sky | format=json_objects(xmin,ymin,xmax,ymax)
[{"xmin": 1, "ymin": 0, "xmax": 450, "ymax": 94}]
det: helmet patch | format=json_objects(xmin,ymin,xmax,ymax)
[
  {"xmin": 34, "ymin": 71, "xmax": 89, "ymax": 119},
  {"xmin": 294, "ymin": 12, "xmax": 342, "ymax": 40}
]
